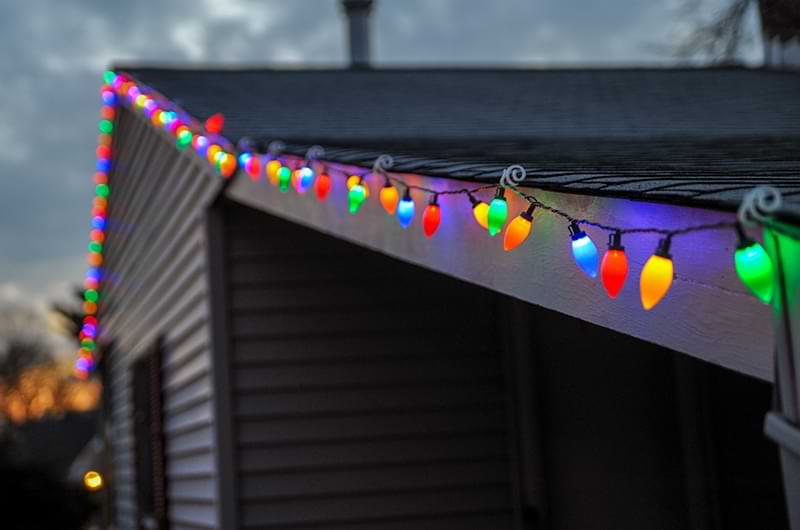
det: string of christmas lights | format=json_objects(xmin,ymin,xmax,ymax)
[{"xmin": 75, "ymin": 70, "xmax": 791, "ymax": 376}]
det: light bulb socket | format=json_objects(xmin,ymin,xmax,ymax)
[
  {"xmin": 568, "ymin": 221, "xmax": 586, "ymax": 241},
  {"xmin": 429, "ymin": 194, "xmax": 439, "ymax": 206},
  {"xmin": 403, "ymin": 188, "xmax": 412, "ymax": 200},
  {"xmin": 521, "ymin": 203, "xmax": 536, "ymax": 221},
  {"xmin": 655, "ymin": 237, "xmax": 672, "ymax": 258},
  {"xmin": 735, "ymin": 223, "xmax": 755, "ymax": 250},
  {"xmin": 608, "ymin": 230, "xmax": 624, "ymax": 251},
  {"xmin": 468, "ymin": 193, "xmax": 481, "ymax": 207},
  {"xmin": 382, "ymin": 179, "xmax": 392, "ymax": 189},
  {"xmin": 493, "ymin": 187, "xmax": 506, "ymax": 201}
]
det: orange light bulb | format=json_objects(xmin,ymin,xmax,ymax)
[
  {"xmin": 380, "ymin": 183, "xmax": 399, "ymax": 215},
  {"xmin": 640, "ymin": 238, "xmax": 674, "ymax": 310},
  {"xmin": 503, "ymin": 204, "xmax": 535, "ymax": 252}
]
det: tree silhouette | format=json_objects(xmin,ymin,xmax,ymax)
[{"xmin": 676, "ymin": 0, "xmax": 754, "ymax": 64}]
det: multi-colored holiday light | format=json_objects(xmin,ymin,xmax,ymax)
[
  {"xmin": 734, "ymin": 225, "xmax": 774, "ymax": 304},
  {"xmin": 422, "ymin": 195, "xmax": 441, "ymax": 237},
  {"xmin": 77, "ymin": 71, "xmax": 787, "ymax": 373},
  {"xmin": 503, "ymin": 204, "xmax": 535, "ymax": 252},
  {"xmin": 600, "ymin": 231, "xmax": 628, "ymax": 298},
  {"xmin": 397, "ymin": 189, "xmax": 415, "ymax": 228},
  {"xmin": 640, "ymin": 238, "xmax": 674, "ymax": 310},
  {"xmin": 487, "ymin": 187, "xmax": 508, "ymax": 236},
  {"xmin": 569, "ymin": 221, "xmax": 599, "ymax": 278}
]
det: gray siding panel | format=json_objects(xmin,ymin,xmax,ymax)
[
  {"xmin": 224, "ymin": 203, "xmax": 515, "ymax": 529},
  {"xmin": 102, "ymin": 107, "xmax": 222, "ymax": 529}
]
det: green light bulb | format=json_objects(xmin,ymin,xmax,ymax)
[
  {"xmin": 102, "ymin": 70, "xmax": 116, "ymax": 85},
  {"xmin": 487, "ymin": 188, "xmax": 508, "ymax": 237},
  {"xmin": 95, "ymin": 184, "xmax": 110, "ymax": 197},
  {"xmin": 88, "ymin": 241, "xmax": 103, "ymax": 253},
  {"xmin": 98, "ymin": 120, "xmax": 113, "ymax": 134},
  {"xmin": 735, "ymin": 240, "xmax": 774, "ymax": 304},
  {"xmin": 277, "ymin": 167, "xmax": 291, "ymax": 192},
  {"xmin": 348, "ymin": 183, "xmax": 367, "ymax": 214}
]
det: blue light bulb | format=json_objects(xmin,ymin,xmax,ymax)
[
  {"xmin": 397, "ymin": 190, "xmax": 415, "ymax": 228},
  {"xmin": 298, "ymin": 167, "xmax": 315, "ymax": 193},
  {"xmin": 569, "ymin": 222, "xmax": 599, "ymax": 278}
]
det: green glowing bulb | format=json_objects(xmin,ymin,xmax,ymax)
[
  {"xmin": 102, "ymin": 70, "xmax": 116, "ymax": 85},
  {"xmin": 176, "ymin": 131, "xmax": 192, "ymax": 150},
  {"xmin": 277, "ymin": 166, "xmax": 292, "ymax": 192},
  {"xmin": 84, "ymin": 289, "xmax": 99, "ymax": 303},
  {"xmin": 735, "ymin": 241, "xmax": 774, "ymax": 304},
  {"xmin": 95, "ymin": 184, "xmax": 110, "ymax": 197},
  {"xmin": 98, "ymin": 120, "xmax": 113, "ymax": 134},
  {"xmin": 88, "ymin": 241, "xmax": 103, "ymax": 253},
  {"xmin": 487, "ymin": 188, "xmax": 508, "ymax": 237},
  {"xmin": 348, "ymin": 183, "xmax": 367, "ymax": 214}
]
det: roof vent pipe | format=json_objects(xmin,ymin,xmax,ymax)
[{"xmin": 342, "ymin": 0, "xmax": 373, "ymax": 68}]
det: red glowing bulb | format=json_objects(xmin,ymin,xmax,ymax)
[
  {"xmin": 422, "ymin": 197, "xmax": 441, "ymax": 238},
  {"xmin": 600, "ymin": 231, "xmax": 628, "ymax": 299},
  {"xmin": 96, "ymin": 145, "xmax": 111, "ymax": 159},
  {"xmin": 315, "ymin": 173, "xmax": 331, "ymax": 200},
  {"xmin": 245, "ymin": 156, "xmax": 261, "ymax": 181},
  {"xmin": 205, "ymin": 112, "xmax": 224, "ymax": 134}
]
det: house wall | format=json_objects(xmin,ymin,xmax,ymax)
[
  {"xmin": 226, "ymin": 166, "xmax": 774, "ymax": 380},
  {"xmin": 219, "ymin": 202, "xmax": 518, "ymax": 529},
  {"xmin": 101, "ymin": 107, "xmax": 224, "ymax": 529}
]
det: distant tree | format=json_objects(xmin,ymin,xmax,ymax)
[
  {"xmin": 0, "ymin": 309, "xmax": 52, "ymax": 388},
  {"xmin": 51, "ymin": 286, "xmax": 85, "ymax": 347},
  {"xmin": 676, "ymin": 0, "xmax": 754, "ymax": 64}
]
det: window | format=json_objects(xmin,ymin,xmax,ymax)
[{"xmin": 132, "ymin": 339, "xmax": 168, "ymax": 530}]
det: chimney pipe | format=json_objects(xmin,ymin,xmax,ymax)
[{"xmin": 342, "ymin": 0, "xmax": 373, "ymax": 68}]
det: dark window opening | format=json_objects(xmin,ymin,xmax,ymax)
[{"xmin": 133, "ymin": 339, "xmax": 168, "ymax": 530}]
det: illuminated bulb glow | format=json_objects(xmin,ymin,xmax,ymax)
[
  {"xmin": 348, "ymin": 182, "xmax": 367, "ymax": 214},
  {"xmin": 83, "ymin": 471, "xmax": 104, "ymax": 492},
  {"xmin": 380, "ymin": 183, "xmax": 399, "ymax": 215},
  {"xmin": 734, "ymin": 230, "xmax": 774, "ymax": 304},
  {"xmin": 569, "ymin": 222, "xmax": 599, "ymax": 278},
  {"xmin": 640, "ymin": 238, "xmax": 674, "ymax": 310},
  {"xmin": 245, "ymin": 155, "xmax": 262, "ymax": 181},
  {"xmin": 422, "ymin": 197, "xmax": 441, "ymax": 237},
  {"xmin": 277, "ymin": 166, "xmax": 292, "ymax": 192},
  {"xmin": 469, "ymin": 194, "xmax": 490, "ymax": 230},
  {"xmin": 315, "ymin": 173, "xmax": 331, "ymax": 201},
  {"xmin": 205, "ymin": 112, "xmax": 224, "ymax": 134},
  {"xmin": 297, "ymin": 167, "xmax": 314, "ymax": 193},
  {"xmin": 487, "ymin": 188, "xmax": 508, "ymax": 237},
  {"xmin": 266, "ymin": 160, "xmax": 282, "ymax": 186},
  {"xmin": 503, "ymin": 204, "xmax": 535, "ymax": 252},
  {"xmin": 347, "ymin": 175, "xmax": 369, "ymax": 199},
  {"xmin": 600, "ymin": 231, "xmax": 628, "ymax": 298}
]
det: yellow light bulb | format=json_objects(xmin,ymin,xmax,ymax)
[
  {"xmin": 473, "ymin": 202, "xmax": 489, "ymax": 229},
  {"xmin": 266, "ymin": 160, "xmax": 281, "ymax": 185},
  {"xmin": 347, "ymin": 175, "xmax": 369, "ymax": 198},
  {"xmin": 640, "ymin": 239, "xmax": 674, "ymax": 310},
  {"xmin": 84, "ymin": 470, "xmax": 104, "ymax": 491}
]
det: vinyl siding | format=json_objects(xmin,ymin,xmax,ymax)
[
  {"xmin": 101, "ymin": 106, "xmax": 222, "ymax": 529},
  {"xmin": 222, "ymin": 202, "xmax": 516, "ymax": 529}
]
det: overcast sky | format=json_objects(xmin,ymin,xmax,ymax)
[{"xmin": 0, "ymin": 0, "xmax": 762, "ymax": 343}]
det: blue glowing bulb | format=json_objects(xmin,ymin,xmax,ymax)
[
  {"xmin": 238, "ymin": 153, "xmax": 252, "ymax": 167},
  {"xmin": 397, "ymin": 192, "xmax": 415, "ymax": 228},
  {"xmin": 569, "ymin": 222, "xmax": 599, "ymax": 278},
  {"xmin": 96, "ymin": 159, "xmax": 111, "ymax": 172},
  {"xmin": 298, "ymin": 167, "xmax": 315, "ymax": 193}
]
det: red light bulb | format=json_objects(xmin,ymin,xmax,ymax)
[
  {"xmin": 245, "ymin": 156, "xmax": 261, "ymax": 181},
  {"xmin": 422, "ymin": 196, "xmax": 441, "ymax": 238},
  {"xmin": 205, "ymin": 112, "xmax": 224, "ymax": 134},
  {"xmin": 600, "ymin": 231, "xmax": 628, "ymax": 299},
  {"xmin": 315, "ymin": 173, "xmax": 331, "ymax": 201}
]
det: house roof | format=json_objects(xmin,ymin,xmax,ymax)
[{"xmin": 118, "ymin": 66, "xmax": 800, "ymax": 210}]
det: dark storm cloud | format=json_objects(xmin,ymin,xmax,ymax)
[{"xmin": 0, "ymin": 0, "xmax": 760, "ymax": 305}]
